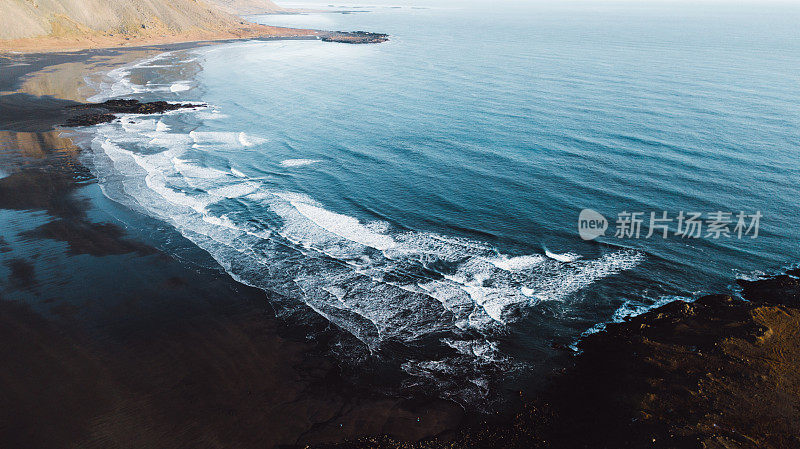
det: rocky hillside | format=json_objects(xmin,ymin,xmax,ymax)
[
  {"xmin": 0, "ymin": 0, "xmax": 246, "ymax": 40},
  {"xmin": 0, "ymin": 0, "xmax": 311, "ymax": 52}
]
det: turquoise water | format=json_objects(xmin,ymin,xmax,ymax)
[{"xmin": 86, "ymin": 1, "xmax": 800, "ymax": 403}]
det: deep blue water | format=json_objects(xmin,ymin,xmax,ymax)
[{"xmin": 85, "ymin": 0, "xmax": 800, "ymax": 403}]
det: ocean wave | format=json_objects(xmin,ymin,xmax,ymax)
[
  {"xmin": 84, "ymin": 50, "xmax": 645, "ymax": 403},
  {"xmin": 89, "ymin": 111, "xmax": 643, "ymax": 346},
  {"xmin": 545, "ymin": 250, "xmax": 582, "ymax": 263},
  {"xmin": 87, "ymin": 53, "xmax": 178, "ymax": 102}
]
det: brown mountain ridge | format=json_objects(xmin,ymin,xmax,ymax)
[{"xmin": 0, "ymin": 0, "xmax": 311, "ymax": 53}]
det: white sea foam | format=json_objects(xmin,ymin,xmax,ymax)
[
  {"xmin": 86, "ymin": 53, "xmax": 174, "ymax": 102},
  {"xmin": 90, "ymin": 112, "xmax": 645, "ymax": 398},
  {"xmin": 83, "ymin": 46, "xmax": 646, "ymax": 403},
  {"xmin": 172, "ymin": 157, "xmax": 228, "ymax": 179},
  {"xmin": 545, "ymin": 250, "xmax": 582, "ymax": 263},
  {"xmin": 156, "ymin": 119, "xmax": 170, "ymax": 132},
  {"xmin": 280, "ymin": 158, "xmax": 321, "ymax": 167},
  {"xmin": 170, "ymin": 82, "xmax": 192, "ymax": 93},
  {"xmin": 290, "ymin": 200, "xmax": 397, "ymax": 251},
  {"xmin": 487, "ymin": 254, "xmax": 546, "ymax": 271},
  {"xmin": 93, "ymin": 117, "xmax": 644, "ymax": 339},
  {"xmin": 186, "ymin": 131, "xmax": 266, "ymax": 148},
  {"xmin": 194, "ymin": 108, "xmax": 228, "ymax": 120}
]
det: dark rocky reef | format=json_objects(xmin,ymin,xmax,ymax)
[
  {"xmin": 70, "ymin": 99, "xmax": 206, "ymax": 114},
  {"xmin": 738, "ymin": 268, "xmax": 800, "ymax": 305},
  {"xmin": 321, "ymin": 31, "xmax": 389, "ymax": 44},
  {"xmin": 308, "ymin": 269, "xmax": 800, "ymax": 449},
  {"xmin": 64, "ymin": 99, "xmax": 205, "ymax": 127},
  {"xmin": 64, "ymin": 113, "xmax": 117, "ymax": 127}
]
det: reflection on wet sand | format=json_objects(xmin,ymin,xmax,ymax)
[
  {"xmin": 3, "ymin": 49, "xmax": 168, "ymax": 101},
  {"xmin": 0, "ymin": 130, "xmax": 92, "ymax": 218},
  {"xmin": 0, "ymin": 129, "xmax": 78, "ymax": 159},
  {"xmin": 0, "ymin": 130, "xmax": 156, "ymax": 256}
]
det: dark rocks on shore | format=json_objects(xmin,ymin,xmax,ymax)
[
  {"xmin": 70, "ymin": 99, "xmax": 206, "ymax": 114},
  {"xmin": 63, "ymin": 99, "xmax": 205, "ymax": 127},
  {"xmin": 64, "ymin": 113, "xmax": 117, "ymax": 127},
  {"xmin": 737, "ymin": 270, "xmax": 800, "ymax": 305},
  {"xmin": 310, "ymin": 269, "xmax": 800, "ymax": 449},
  {"xmin": 321, "ymin": 31, "xmax": 389, "ymax": 44}
]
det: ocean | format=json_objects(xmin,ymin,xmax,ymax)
[{"xmin": 82, "ymin": 0, "xmax": 800, "ymax": 405}]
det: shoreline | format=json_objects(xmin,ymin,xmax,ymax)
[
  {"xmin": 0, "ymin": 41, "xmax": 467, "ymax": 448},
  {"xmin": 0, "ymin": 18, "xmax": 392, "ymax": 55},
  {"xmin": 307, "ymin": 268, "xmax": 800, "ymax": 449},
  {"xmin": 0, "ymin": 10, "xmax": 321, "ymax": 55},
  {"xmin": 3, "ymin": 18, "xmax": 799, "ymax": 449},
  {"xmin": 0, "ymin": 28, "xmax": 319, "ymax": 56}
]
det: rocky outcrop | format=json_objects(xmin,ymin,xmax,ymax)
[
  {"xmin": 64, "ymin": 113, "xmax": 117, "ymax": 127},
  {"xmin": 64, "ymin": 99, "xmax": 205, "ymax": 126},
  {"xmin": 70, "ymin": 99, "xmax": 205, "ymax": 114},
  {"xmin": 321, "ymin": 31, "xmax": 389, "ymax": 44},
  {"xmin": 738, "ymin": 268, "xmax": 800, "ymax": 305}
]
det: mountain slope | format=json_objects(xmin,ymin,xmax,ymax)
[
  {"xmin": 0, "ymin": 0, "xmax": 243, "ymax": 40},
  {"xmin": 205, "ymin": 0, "xmax": 287, "ymax": 15},
  {"xmin": 0, "ymin": 0, "xmax": 313, "ymax": 52}
]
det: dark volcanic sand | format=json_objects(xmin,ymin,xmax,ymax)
[{"xmin": 0, "ymin": 51, "xmax": 463, "ymax": 449}]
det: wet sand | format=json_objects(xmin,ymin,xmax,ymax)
[{"xmin": 0, "ymin": 46, "xmax": 464, "ymax": 448}]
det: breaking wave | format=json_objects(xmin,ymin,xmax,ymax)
[{"xmin": 84, "ymin": 49, "xmax": 645, "ymax": 403}]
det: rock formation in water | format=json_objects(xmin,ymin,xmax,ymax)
[{"xmin": 322, "ymin": 31, "xmax": 389, "ymax": 44}]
